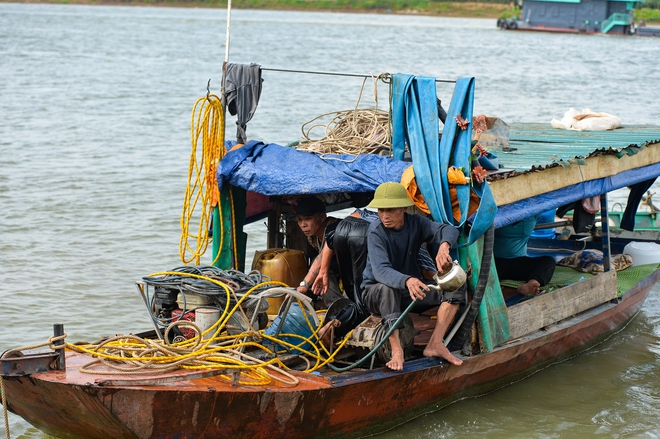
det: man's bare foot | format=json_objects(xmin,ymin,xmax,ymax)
[
  {"xmin": 386, "ymin": 351, "xmax": 405, "ymax": 371},
  {"xmin": 517, "ymin": 279, "xmax": 541, "ymax": 296},
  {"xmin": 423, "ymin": 344, "xmax": 463, "ymax": 366}
]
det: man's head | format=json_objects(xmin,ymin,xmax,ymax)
[
  {"xmin": 368, "ymin": 182, "xmax": 414, "ymax": 230},
  {"xmin": 295, "ymin": 197, "xmax": 327, "ymax": 238}
]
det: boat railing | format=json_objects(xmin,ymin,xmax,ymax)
[{"xmin": 601, "ymin": 12, "xmax": 632, "ymax": 34}]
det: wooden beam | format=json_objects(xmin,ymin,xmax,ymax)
[
  {"xmin": 506, "ymin": 270, "xmax": 618, "ymax": 340},
  {"xmin": 490, "ymin": 142, "xmax": 660, "ymax": 206}
]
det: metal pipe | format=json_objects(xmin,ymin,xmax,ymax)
[
  {"xmin": 53, "ymin": 324, "xmax": 65, "ymax": 370},
  {"xmin": 261, "ymin": 67, "xmax": 456, "ymax": 84},
  {"xmin": 136, "ymin": 283, "xmax": 164, "ymax": 340}
]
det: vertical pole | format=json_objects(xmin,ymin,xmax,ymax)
[
  {"xmin": 600, "ymin": 194, "xmax": 612, "ymax": 272},
  {"xmin": 225, "ymin": 0, "xmax": 232, "ymax": 65},
  {"xmin": 53, "ymin": 324, "xmax": 65, "ymax": 370},
  {"xmin": 212, "ymin": 0, "xmax": 233, "ymax": 268}
]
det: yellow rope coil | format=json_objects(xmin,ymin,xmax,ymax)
[
  {"xmin": 180, "ymin": 95, "xmax": 225, "ymax": 265},
  {"xmin": 64, "ymin": 272, "xmax": 357, "ymax": 386}
]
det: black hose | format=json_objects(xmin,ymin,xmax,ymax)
[
  {"xmin": 327, "ymin": 299, "xmax": 417, "ymax": 373},
  {"xmin": 448, "ymin": 224, "xmax": 495, "ymax": 352}
]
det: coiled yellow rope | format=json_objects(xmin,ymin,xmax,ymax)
[
  {"xmin": 65, "ymin": 273, "xmax": 355, "ymax": 387},
  {"xmin": 180, "ymin": 94, "xmax": 226, "ymax": 265}
]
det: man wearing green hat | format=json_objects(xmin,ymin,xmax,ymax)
[{"xmin": 361, "ymin": 182, "xmax": 465, "ymax": 370}]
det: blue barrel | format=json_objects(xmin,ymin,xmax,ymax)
[
  {"xmin": 264, "ymin": 302, "xmax": 315, "ymax": 354},
  {"xmin": 531, "ymin": 209, "xmax": 556, "ymax": 239}
]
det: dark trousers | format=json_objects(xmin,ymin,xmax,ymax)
[
  {"xmin": 362, "ymin": 282, "xmax": 467, "ymax": 329},
  {"xmin": 494, "ymin": 255, "xmax": 556, "ymax": 286}
]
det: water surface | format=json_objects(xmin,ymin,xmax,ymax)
[{"xmin": 1, "ymin": 4, "xmax": 660, "ymax": 438}]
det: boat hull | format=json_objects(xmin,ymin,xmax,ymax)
[{"xmin": 3, "ymin": 269, "xmax": 658, "ymax": 439}]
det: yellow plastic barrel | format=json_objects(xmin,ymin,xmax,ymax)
[{"xmin": 252, "ymin": 248, "xmax": 308, "ymax": 315}]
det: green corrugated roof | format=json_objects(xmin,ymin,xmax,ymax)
[{"xmin": 491, "ymin": 123, "xmax": 660, "ymax": 172}]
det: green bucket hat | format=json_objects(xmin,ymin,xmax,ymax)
[{"xmin": 368, "ymin": 182, "xmax": 414, "ymax": 209}]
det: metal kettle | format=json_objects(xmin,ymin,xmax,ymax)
[{"xmin": 430, "ymin": 260, "xmax": 467, "ymax": 291}]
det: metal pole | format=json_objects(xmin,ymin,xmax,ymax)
[
  {"xmin": 53, "ymin": 323, "xmax": 65, "ymax": 370},
  {"xmin": 224, "ymin": 0, "xmax": 232, "ymax": 65}
]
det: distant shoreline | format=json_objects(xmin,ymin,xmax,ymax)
[
  {"xmin": 0, "ymin": 0, "xmax": 513, "ymax": 19},
  {"xmin": 6, "ymin": 0, "xmax": 658, "ymax": 23}
]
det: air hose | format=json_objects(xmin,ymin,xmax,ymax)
[
  {"xmin": 448, "ymin": 224, "xmax": 495, "ymax": 353},
  {"xmin": 327, "ymin": 299, "xmax": 417, "ymax": 373}
]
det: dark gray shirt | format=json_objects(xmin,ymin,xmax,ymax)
[{"xmin": 361, "ymin": 213, "xmax": 459, "ymax": 290}]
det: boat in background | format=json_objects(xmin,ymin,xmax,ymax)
[{"xmin": 497, "ymin": 0, "xmax": 660, "ymax": 36}]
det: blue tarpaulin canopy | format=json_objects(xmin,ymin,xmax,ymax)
[{"xmin": 219, "ymin": 140, "xmax": 411, "ymax": 195}]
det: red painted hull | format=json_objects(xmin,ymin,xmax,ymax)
[{"xmin": 3, "ymin": 270, "xmax": 658, "ymax": 439}]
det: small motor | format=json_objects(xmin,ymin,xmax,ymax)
[{"xmin": 153, "ymin": 287, "xmax": 179, "ymax": 320}]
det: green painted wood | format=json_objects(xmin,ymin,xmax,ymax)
[
  {"xmin": 232, "ymin": 186, "xmax": 248, "ymax": 272},
  {"xmin": 460, "ymin": 236, "xmax": 511, "ymax": 352},
  {"xmin": 212, "ymin": 186, "xmax": 234, "ymax": 270}
]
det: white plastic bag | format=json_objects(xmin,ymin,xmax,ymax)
[{"xmin": 551, "ymin": 108, "xmax": 622, "ymax": 131}]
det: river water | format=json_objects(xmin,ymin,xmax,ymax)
[{"xmin": 1, "ymin": 3, "xmax": 660, "ymax": 438}]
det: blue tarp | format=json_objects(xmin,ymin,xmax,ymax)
[
  {"xmin": 219, "ymin": 140, "xmax": 411, "ymax": 195},
  {"xmin": 218, "ymin": 142, "xmax": 660, "ymax": 230},
  {"xmin": 492, "ymin": 161, "xmax": 660, "ymax": 228}
]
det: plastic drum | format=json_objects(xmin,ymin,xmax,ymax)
[{"xmin": 623, "ymin": 241, "xmax": 660, "ymax": 267}]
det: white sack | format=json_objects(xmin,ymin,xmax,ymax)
[{"xmin": 551, "ymin": 108, "xmax": 622, "ymax": 131}]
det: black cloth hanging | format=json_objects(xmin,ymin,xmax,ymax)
[
  {"xmin": 621, "ymin": 177, "xmax": 658, "ymax": 231},
  {"xmin": 225, "ymin": 63, "xmax": 263, "ymax": 144},
  {"xmin": 556, "ymin": 200, "xmax": 596, "ymax": 233}
]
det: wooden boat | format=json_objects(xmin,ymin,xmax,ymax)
[{"xmin": 2, "ymin": 71, "xmax": 660, "ymax": 439}]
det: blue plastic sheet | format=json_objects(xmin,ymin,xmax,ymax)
[
  {"xmin": 218, "ymin": 140, "xmax": 411, "ymax": 195},
  {"xmin": 491, "ymin": 162, "xmax": 660, "ymax": 228}
]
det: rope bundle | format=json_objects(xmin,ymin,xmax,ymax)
[
  {"xmin": 180, "ymin": 94, "xmax": 226, "ymax": 265},
  {"xmin": 296, "ymin": 73, "xmax": 392, "ymax": 158},
  {"xmin": 65, "ymin": 273, "xmax": 355, "ymax": 386},
  {"xmin": 297, "ymin": 108, "xmax": 391, "ymax": 156}
]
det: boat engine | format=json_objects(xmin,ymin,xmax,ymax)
[
  {"xmin": 346, "ymin": 315, "xmax": 415, "ymax": 364},
  {"xmin": 153, "ymin": 287, "xmax": 179, "ymax": 320}
]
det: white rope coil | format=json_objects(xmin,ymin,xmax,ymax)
[{"xmin": 296, "ymin": 73, "xmax": 392, "ymax": 158}]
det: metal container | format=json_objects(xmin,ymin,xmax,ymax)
[
  {"xmin": 432, "ymin": 261, "xmax": 467, "ymax": 291},
  {"xmin": 252, "ymin": 248, "xmax": 307, "ymax": 315}
]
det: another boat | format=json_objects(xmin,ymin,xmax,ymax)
[
  {"xmin": 2, "ymin": 69, "xmax": 660, "ymax": 439},
  {"xmin": 496, "ymin": 0, "xmax": 658, "ymax": 36}
]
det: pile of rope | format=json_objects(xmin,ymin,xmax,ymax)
[
  {"xmin": 296, "ymin": 73, "xmax": 392, "ymax": 158},
  {"xmin": 180, "ymin": 94, "xmax": 230, "ymax": 266},
  {"xmin": 66, "ymin": 272, "xmax": 355, "ymax": 386},
  {"xmin": 297, "ymin": 108, "xmax": 391, "ymax": 156}
]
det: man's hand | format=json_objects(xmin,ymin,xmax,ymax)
[
  {"xmin": 405, "ymin": 277, "xmax": 429, "ymax": 302},
  {"xmin": 435, "ymin": 242, "xmax": 453, "ymax": 274},
  {"xmin": 312, "ymin": 271, "xmax": 329, "ymax": 296}
]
